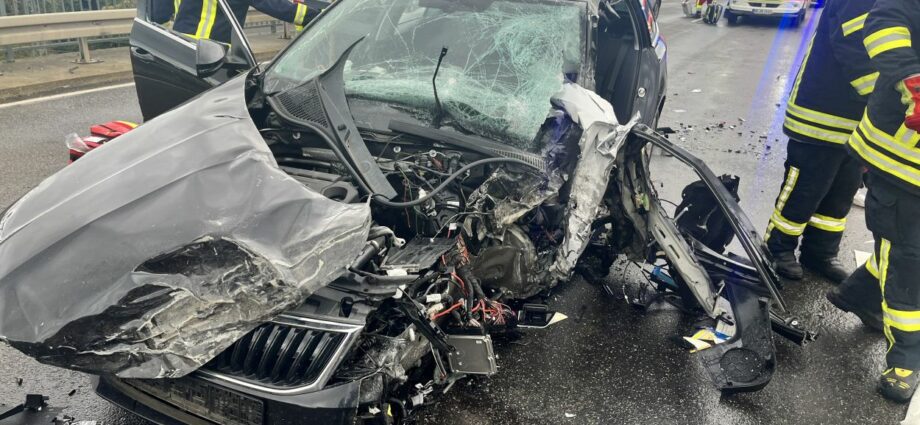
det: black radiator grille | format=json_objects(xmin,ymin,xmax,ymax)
[{"xmin": 204, "ymin": 322, "xmax": 346, "ymax": 388}]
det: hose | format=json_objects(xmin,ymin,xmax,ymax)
[{"xmin": 368, "ymin": 225, "xmax": 397, "ymax": 240}]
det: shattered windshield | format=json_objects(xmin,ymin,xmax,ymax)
[{"xmin": 264, "ymin": 0, "xmax": 587, "ymax": 149}]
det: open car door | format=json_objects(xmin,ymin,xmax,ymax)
[{"xmin": 129, "ymin": 0, "xmax": 257, "ymax": 120}]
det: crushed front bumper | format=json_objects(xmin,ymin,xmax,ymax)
[{"xmin": 95, "ymin": 372, "xmax": 376, "ymax": 425}]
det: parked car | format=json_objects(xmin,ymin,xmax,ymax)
[
  {"xmin": 0, "ymin": 0, "xmax": 815, "ymax": 424},
  {"xmin": 723, "ymin": 0, "xmax": 809, "ymax": 26}
]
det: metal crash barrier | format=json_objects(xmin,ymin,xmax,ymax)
[{"xmin": 0, "ymin": 9, "xmax": 280, "ymax": 63}]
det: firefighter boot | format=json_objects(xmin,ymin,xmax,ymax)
[
  {"xmin": 800, "ymin": 255, "xmax": 849, "ymax": 284},
  {"xmin": 826, "ymin": 288, "xmax": 883, "ymax": 331},
  {"xmin": 880, "ymin": 368, "xmax": 919, "ymax": 403},
  {"xmin": 772, "ymin": 251, "xmax": 803, "ymax": 280}
]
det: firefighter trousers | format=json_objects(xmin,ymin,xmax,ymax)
[
  {"xmin": 766, "ymin": 139, "xmax": 863, "ymax": 259},
  {"xmin": 837, "ymin": 173, "xmax": 920, "ymax": 370}
]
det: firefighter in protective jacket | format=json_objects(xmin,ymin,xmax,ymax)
[
  {"xmin": 173, "ymin": 0, "xmax": 324, "ymax": 44},
  {"xmin": 827, "ymin": 0, "xmax": 920, "ymax": 402},
  {"xmin": 766, "ymin": 0, "xmax": 876, "ymax": 283}
]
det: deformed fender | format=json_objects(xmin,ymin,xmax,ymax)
[{"xmin": 0, "ymin": 76, "xmax": 371, "ymax": 378}]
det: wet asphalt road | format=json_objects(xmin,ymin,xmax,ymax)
[{"xmin": 0, "ymin": 1, "xmax": 912, "ymax": 424}]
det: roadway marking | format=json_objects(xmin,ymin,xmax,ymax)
[{"xmin": 0, "ymin": 82, "xmax": 136, "ymax": 110}]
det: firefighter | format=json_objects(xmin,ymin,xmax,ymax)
[
  {"xmin": 765, "ymin": 0, "xmax": 877, "ymax": 283},
  {"xmin": 150, "ymin": 0, "xmax": 180, "ymax": 24},
  {"xmin": 173, "ymin": 0, "xmax": 325, "ymax": 44},
  {"xmin": 826, "ymin": 0, "xmax": 920, "ymax": 402}
]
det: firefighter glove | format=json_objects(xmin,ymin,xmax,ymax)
[{"xmin": 902, "ymin": 74, "xmax": 920, "ymax": 132}]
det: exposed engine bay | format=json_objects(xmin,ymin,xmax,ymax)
[{"xmin": 208, "ymin": 45, "xmax": 817, "ymax": 418}]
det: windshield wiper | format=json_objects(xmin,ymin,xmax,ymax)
[{"xmin": 431, "ymin": 46, "xmax": 449, "ymax": 128}]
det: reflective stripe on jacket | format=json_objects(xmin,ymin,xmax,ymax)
[
  {"xmin": 173, "ymin": 0, "xmax": 324, "ymax": 43},
  {"xmin": 847, "ymin": 0, "xmax": 920, "ymax": 192},
  {"xmin": 784, "ymin": 0, "xmax": 875, "ymax": 147}
]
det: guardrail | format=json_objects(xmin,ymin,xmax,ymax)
[
  {"xmin": 0, "ymin": 9, "xmax": 132, "ymax": 61},
  {"xmin": 0, "ymin": 0, "xmax": 133, "ymax": 17},
  {"xmin": 0, "ymin": 8, "xmax": 281, "ymax": 63}
]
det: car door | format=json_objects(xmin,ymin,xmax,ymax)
[
  {"xmin": 595, "ymin": 0, "xmax": 665, "ymax": 126},
  {"xmin": 129, "ymin": 0, "xmax": 257, "ymax": 120},
  {"xmin": 634, "ymin": 0, "xmax": 667, "ymax": 125}
]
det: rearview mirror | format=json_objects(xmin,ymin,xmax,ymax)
[{"xmin": 196, "ymin": 39, "xmax": 228, "ymax": 78}]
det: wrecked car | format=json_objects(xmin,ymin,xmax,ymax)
[{"xmin": 0, "ymin": 0, "xmax": 815, "ymax": 423}]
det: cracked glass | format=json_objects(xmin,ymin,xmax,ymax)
[{"xmin": 265, "ymin": 0, "xmax": 587, "ymax": 149}]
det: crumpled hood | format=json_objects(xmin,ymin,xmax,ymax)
[{"xmin": 0, "ymin": 76, "xmax": 371, "ymax": 378}]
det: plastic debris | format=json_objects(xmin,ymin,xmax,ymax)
[
  {"xmin": 683, "ymin": 336, "xmax": 712, "ymax": 352},
  {"xmin": 854, "ymin": 250, "xmax": 872, "ymax": 267},
  {"xmin": 548, "ymin": 312, "xmax": 569, "ymax": 326},
  {"xmin": 565, "ymin": 413, "xmax": 577, "ymax": 418},
  {"xmin": 682, "ymin": 327, "xmax": 730, "ymax": 353}
]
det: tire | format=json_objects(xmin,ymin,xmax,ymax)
[
  {"xmin": 789, "ymin": 11, "xmax": 803, "ymax": 27},
  {"xmin": 724, "ymin": 11, "xmax": 738, "ymax": 24},
  {"xmin": 703, "ymin": 7, "xmax": 715, "ymax": 24}
]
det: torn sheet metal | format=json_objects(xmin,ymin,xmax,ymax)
[
  {"xmin": 466, "ymin": 168, "xmax": 559, "ymax": 233},
  {"xmin": 0, "ymin": 76, "xmax": 371, "ymax": 378},
  {"xmin": 548, "ymin": 82, "xmax": 636, "ymax": 282}
]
